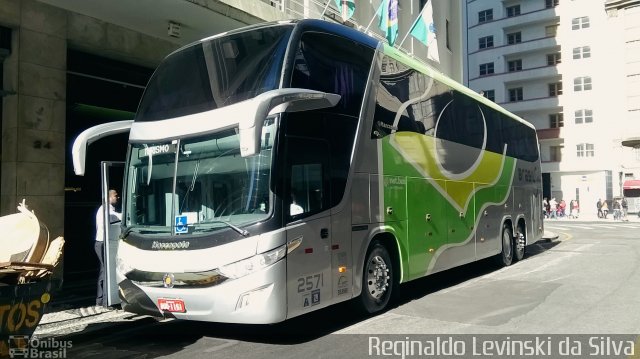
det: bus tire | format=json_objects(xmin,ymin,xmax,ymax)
[
  {"xmin": 496, "ymin": 224, "xmax": 514, "ymax": 267},
  {"xmin": 514, "ymin": 225, "xmax": 526, "ymax": 262},
  {"xmin": 359, "ymin": 241, "xmax": 394, "ymax": 314}
]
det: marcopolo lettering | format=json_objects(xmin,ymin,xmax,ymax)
[{"xmin": 151, "ymin": 241, "xmax": 190, "ymax": 250}]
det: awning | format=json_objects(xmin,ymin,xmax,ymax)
[{"xmin": 623, "ymin": 180, "xmax": 640, "ymax": 190}]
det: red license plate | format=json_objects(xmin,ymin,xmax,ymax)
[{"xmin": 157, "ymin": 298, "xmax": 186, "ymax": 313}]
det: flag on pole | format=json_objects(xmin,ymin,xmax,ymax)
[
  {"xmin": 334, "ymin": 0, "xmax": 355, "ymax": 22},
  {"xmin": 409, "ymin": 0, "xmax": 440, "ymax": 62},
  {"xmin": 377, "ymin": 0, "xmax": 398, "ymax": 46}
]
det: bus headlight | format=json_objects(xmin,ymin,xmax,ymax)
[{"xmin": 218, "ymin": 244, "xmax": 286, "ymax": 279}]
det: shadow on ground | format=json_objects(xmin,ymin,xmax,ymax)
[{"xmin": 61, "ymin": 241, "xmax": 562, "ymax": 357}]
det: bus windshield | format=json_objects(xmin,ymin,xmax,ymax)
[
  {"xmin": 124, "ymin": 118, "xmax": 276, "ymax": 236},
  {"xmin": 135, "ymin": 25, "xmax": 292, "ymax": 122}
]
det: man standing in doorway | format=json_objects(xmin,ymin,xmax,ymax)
[{"xmin": 95, "ymin": 189, "xmax": 121, "ymax": 307}]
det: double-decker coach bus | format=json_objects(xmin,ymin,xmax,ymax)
[{"xmin": 72, "ymin": 19, "xmax": 544, "ymax": 324}]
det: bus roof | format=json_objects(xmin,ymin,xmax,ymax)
[
  {"xmin": 163, "ymin": 19, "xmax": 534, "ymax": 131},
  {"xmin": 167, "ymin": 19, "xmax": 378, "ymax": 59}
]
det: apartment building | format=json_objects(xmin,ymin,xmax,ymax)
[
  {"xmin": 465, "ymin": 0, "xmax": 634, "ymax": 211},
  {"xmin": 605, "ymin": 0, "xmax": 640, "ymax": 211}
]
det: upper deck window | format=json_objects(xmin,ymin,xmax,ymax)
[
  {"xmin": 289, "ymin": 31, "xmax": 374, "ymax": 117},
  {"xmin": 136, "ymin": 25, "xmax": 293, "ymax": 122}
]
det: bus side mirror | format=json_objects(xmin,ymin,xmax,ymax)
[
  {"xmin": 72, "ymin": 120, "xmax": 133, "ymax": 176},
  {"xmin": 239, "ymin": 89, "xmax": 341, "ymax": 157}
]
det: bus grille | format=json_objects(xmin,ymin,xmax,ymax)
[{"xmin": 126, "ymin": 269, "xmax": 228, "ymax": 288}]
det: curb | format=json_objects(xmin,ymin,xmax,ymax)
[{"xmin": 35, "ymin": 308, "xmax": 147, "ymax": 338}]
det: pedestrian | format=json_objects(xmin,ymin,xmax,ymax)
[
  {"xmin": 543, "ymin": 197, "xmax": 549, "ymax": 218},
  {"xmin": 95, "ymin": 189, "xmax": 121, "ymax": 308},
  {"xmin": 570, "ymin": 199, "xmax": 579, "ymax": 218},
  {"xmin": 601, "ymin": 200, "xmax": 609, "ymax": 219},
  {"xmin": 559, "ymin": 199, "xmax": 566, "ymax": 218},
  {"xmin": 549, "ymin": 198, "xmax": 558, "ymax": 219},
  {"xmin": 613, "ymin": 199, "xmax": 621, "ymax": 220},
  {"xmin": 597, "ymin": 199, "xmax": 603, "ymax": 218},
  {"xmin": 621, "ymin": 197, "xmax": 628, "ymax": 220}
]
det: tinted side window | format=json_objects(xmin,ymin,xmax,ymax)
[
  {"xmin": 371, "ymin": 55, "xmax": 539, "ymax": 162},
  {"xmin": 137, "ymin": 26, "xmax": 292, "ymax": 122},
  {"xmin": 501, "ymin": 115, "xmax": 538, "ymax": 162},
  {"xmin": 436, "ymin": 92, "xmax": 484, "ymax": 150},
  {"xmin": 283, "ymin": 112, "xmax": 358, "ymax": 208},
  {"xmin": 285, "ymin": 137, "xmax": 329, "ymax": 221},
  {"xmin": 290, "ymin": 32, "xmax": 374, "ymax": 117},
  {"xmin": 372, "ymin": 58, "xmax": 441, "ymax": 138},
  {"xmin": 327, "ymin": 115, "xmax": 358, "ymax": 207}
]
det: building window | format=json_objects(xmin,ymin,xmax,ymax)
[
  {"xmin": 545, "ymin": 25, "xmax": 559, "ymax": 37},
  {"xmin": 506, "ymin": 5, "xmax": 521, "ymax": 17},
  {"xmin": 507, "ymin": 32, "xmax": 522, "ymax": 45},
  {"xmin": 574, "ymin": 109, "xmax": 593, "ymax": 123},
  {"xmin": 572, "ymin": 46, "xmax": 591, "ymax": 59},
  {"xmin": 572, "ymin": 16, "xmax": 590, "ymax": 30},
  {"xmin": 479, "ymin": 62, "xmax": 494, "ymax": 76},
  {"xmin": 549, "ymin": 113, "xmax": 564, "ymax": 128},
  {"xmin": 482, "ymin": 90, "xmax": 495, "ymax": 101},
  {"xmin": 549, "ymin": 82, "xmax": 563, "ymax": 97},
  {"xmin": 574, "ymin": 76, "xmax": 592, "ymax": 91},
  {"xmin": 478, "ymin": 9, "xmax": 493, "ymax": 23},
  {"xmin": 508, "ymin": 59, "xmax": 522, "ymax": 72},
  {"xmin": 550, "ymin": 146, "xmax": 562, "ymax": 162},
  {"xmin": 546, "ymin": 0, "xmax": 560, "ymax": 8},
  {"xmin": 547, "ymin": 52, "xmax": 561, "ymax": 65},
  {"xmin": 508, "ymin": 87, "xmax": 523, "ymax": 102},
  {"xmin": 479, "ymin": 36, "xmax": 494, "ymax": 49},
  {"xmin": 577, "ymin": 143, "xmax": 595, "ymax": 157}
]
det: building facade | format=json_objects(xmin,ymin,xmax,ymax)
[
  {"xmin": 605, "ymin": 0, "xmax": 640, "ymax": 212},
  {"xmin": 465, "ymin": 0, "xmax": 639, "ymax": 212},
  {"xmin": 0, "ymin": 0, "xmax": 462, "ymax": 280}
]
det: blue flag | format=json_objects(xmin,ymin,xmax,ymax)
[
  {"xmin": 377, "ymin": 0, "xmax": 398, "ymax": 45},
  {"xmin": 334, "ymin": 0, "xmax": 356, "ymax": 22}
]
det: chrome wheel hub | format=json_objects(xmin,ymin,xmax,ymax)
[
  {"xmin": 516, "ymin": 233, "xmax": 525, "ymax": 252},
  {"xmin": 366, "ymin": 256, "xmax": 390, "ymax": 299}
]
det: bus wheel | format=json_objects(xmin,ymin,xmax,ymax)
[
  {"xmin": 497, "ymin": 224, "xmax": 514, "ymax": 266},
  {"xmin": 360, "ymin": 241, "xmax": 393, "ymax": 313},
  {"xmin": 514, "ymin": 226, "xmax": 526, "ymax": 262}
]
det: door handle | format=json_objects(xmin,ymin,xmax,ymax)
[
  {"xmin": 64, "ymin": 187, "xmax": 82, "ymax": 192},
  {"xmin": 320, "ymin": 228, "xmax": 329, "ymax": 238}
]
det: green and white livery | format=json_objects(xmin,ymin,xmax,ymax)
[{"xmin": 72, "ymin": 19, "xmax": 543, "ymax": 324}]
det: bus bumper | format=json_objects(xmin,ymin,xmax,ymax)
[{"xmin": 119, "ymin": 259, "xmax": 287, "ymax": 324}]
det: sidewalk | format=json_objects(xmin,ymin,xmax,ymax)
[
  {"xmin": 544, "ymin": 211, "xmax": 640, "ymax": 223},
  {"xmin": 34, "ymin": 306, "xmax": 148, "ymax": 338}
]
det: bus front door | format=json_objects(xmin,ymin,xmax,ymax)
[{"xmin": 101, "ymin": 161, "xmax": 124, "ymax": 307}]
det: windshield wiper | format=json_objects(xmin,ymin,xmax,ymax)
[
  {"xmin": 198, "ymin": 220, "xmax": 250, "ymax": 237},
  {"xmin": 120, "ymin": 225, "xmax": 137, "ymax": 239},
  {"xmin": 120, "ymin": 225, "xmax": 169, "ymax": 238}
]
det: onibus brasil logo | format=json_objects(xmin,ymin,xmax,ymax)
[{"xmin": 7, "ymin": 336, "xmax": 72, "ymax": 359}]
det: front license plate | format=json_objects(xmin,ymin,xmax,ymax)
[{"xmin": 158, "ymin": 298, "xmax": 186, "ymax": 313}]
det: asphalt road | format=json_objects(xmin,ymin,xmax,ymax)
[{"xmin": 56, "ymin": 220, "xmax": 640, "ymax": 358}]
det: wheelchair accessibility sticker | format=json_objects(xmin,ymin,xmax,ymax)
[{"xmin": 175, "ymin": 215, "xmax": 188, "ymax": 234}]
